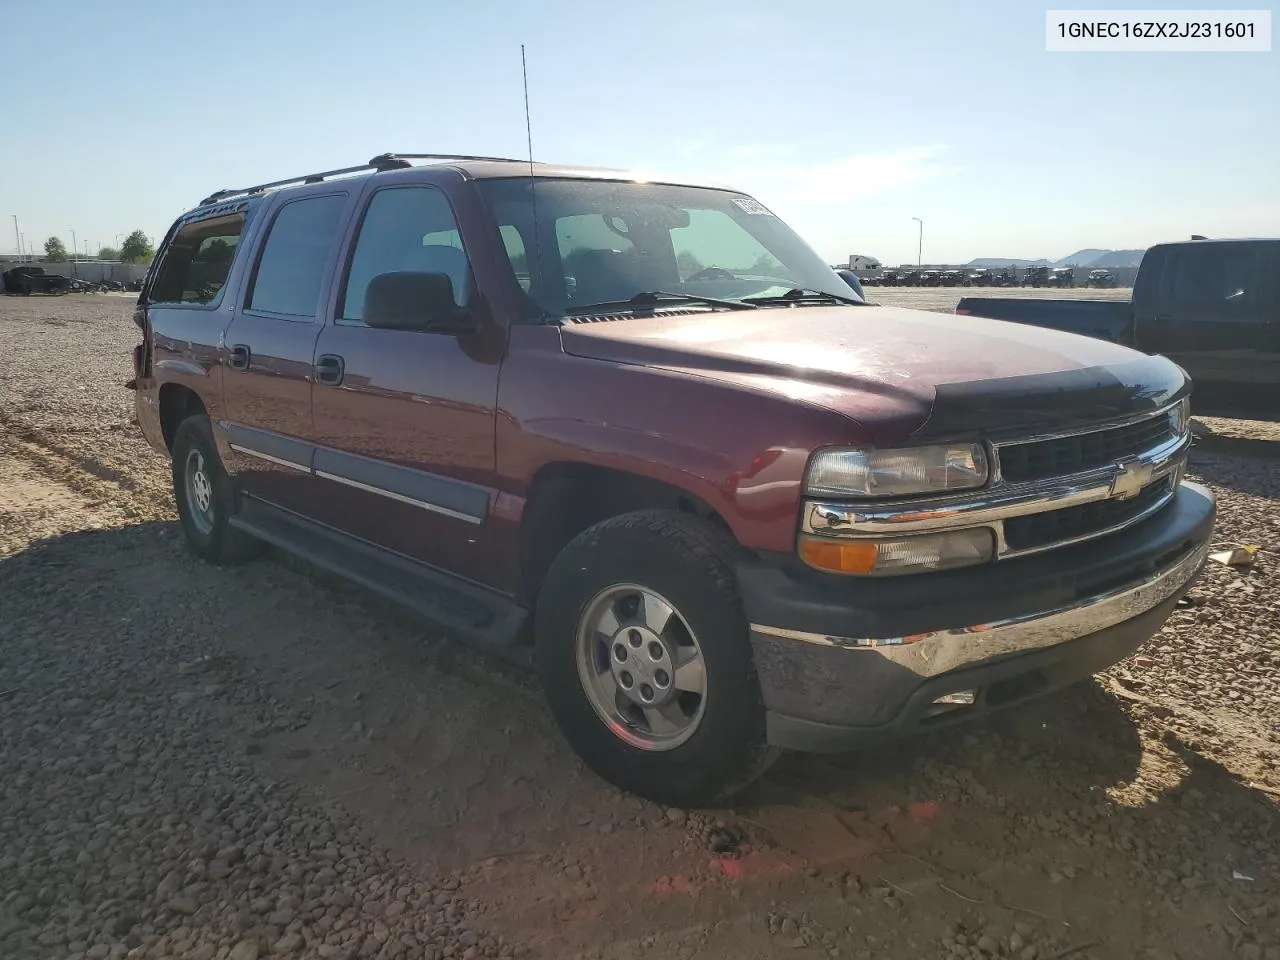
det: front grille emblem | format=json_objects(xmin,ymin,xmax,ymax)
[{"xmin": 1110, "ymin": 458, "xmax": 1155, "ymax": 500}]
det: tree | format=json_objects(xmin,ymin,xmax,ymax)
[
  {"xmin": 44, "ymin": 236, "xmax": 68, "ymax": 262},
  {"xmin": 748, "ymin": 252, "xmax": 784, "ymax": 277},
  {"xmin": 120, "ymin": 230, "xmax": 154, "ymax": 264},
  {"xmin": 97, "ymin": 245, "xmax": 120, "ymax": 261},
  {"xmin": 676, "ymin": 250, "xmax": 704, "ymax": 278},
  {"xmin": 200, "ymin": 238, "xmax": 235, "ymax": 268}
]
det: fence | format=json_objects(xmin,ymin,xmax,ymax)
[{"xmin": 0, "ymin": 260, "xmax": 149, "ymax": 284}]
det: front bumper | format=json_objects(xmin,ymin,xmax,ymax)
[{"xmin": 739, "ymin": 481, "xmax": 1215, "ymax": 752}]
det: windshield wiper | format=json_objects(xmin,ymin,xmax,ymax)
[
  {"xmin": 566, "ymin": 291, "xmax": 757, "ymax": 314},
  {"xmin": 743, "ymin": 287, "xmax": 865, "ymax": 306}
]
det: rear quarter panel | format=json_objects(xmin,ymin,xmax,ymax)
[{"xmin": 135, "ymin": 199, "xmax": 270, "ymax": 458}]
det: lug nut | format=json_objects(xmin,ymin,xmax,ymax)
[
  {"xmin": 639, "ymin": 683, "xmax": 654, "ymax": 702},
  {"xmin": 648, "ymin": 642, "xmax": 664, "ymax": 661},
  {"xmin": 613, "ymin": 644, "xmax": 627, "ymax": 662},
  {"xmin": 620, "ymin": 671, "xmax": 633, "ymax": 689},
  {"xmin": 654, "ymin": 669, "xmax": 669, "ymax": 688},
  {"xmin": 628, "ymin": 630, "xmax": 642, "ymax": 648}
]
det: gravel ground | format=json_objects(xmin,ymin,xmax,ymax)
[{"xmin": 1, "ymin": 293, "xmax": 1278, "ymax": 960}]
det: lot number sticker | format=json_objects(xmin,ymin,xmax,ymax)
[{"xmin": 731, "ymin": 197, "xmax": 774, "ymax": 216}]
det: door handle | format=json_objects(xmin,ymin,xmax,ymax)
[
  {"xmin": 314, "ymin": 354, "xmax": 345, "ymax": 386},
  {"xmin": 229, "ymin": 344, "xmax": 251, "ymax": 370}
]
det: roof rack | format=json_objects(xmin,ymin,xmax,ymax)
[{"xmin": 197, "ymin": 152, "xmax": 527, "ymax": 207}]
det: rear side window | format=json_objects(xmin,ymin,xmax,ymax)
[
  {"xmin": 1163, "ymin": 244, "xmax": 1267, "ymax": 308},
  {"xmin": 148, "ymin": 214, "xmax": 245, "ymax": 306},
  {"xmin": 248, "ymin": 194, "xmax": 347, "ymax": 318}
]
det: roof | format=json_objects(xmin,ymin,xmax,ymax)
[
  {"xmin": 450, "ymin": 159, "xmax": 727, "ymax": 189},
  {"xmin": 193, "ymin": 153, "xmax": 732, "ymax": 210},
  {"xmin": 1149, "ymin": 236, "xmax": 1280, "ymax": 248}
]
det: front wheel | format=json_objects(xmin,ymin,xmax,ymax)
[{"xmin": 535, "ymin": 510, "xmax": 778, "ymax": 806}]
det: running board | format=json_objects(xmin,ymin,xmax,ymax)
[{"xmin": 230, "ymin": 499, "xmax": 529, "ymax": 663}]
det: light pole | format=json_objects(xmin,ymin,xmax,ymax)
[{"xmin": 911, "ymin": 217, "xmax": 923, "ymax": 267}]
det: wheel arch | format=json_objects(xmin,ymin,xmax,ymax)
[
  {"xmin": 518, "ymin": 460, "xmax": 735, "ymax": 608},
  {"xmin": 158, "ymin": 383, "xmax": 208, "ymax": 452}
]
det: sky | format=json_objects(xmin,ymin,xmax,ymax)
[{"xmin": 1, "ymin": 0, "xmax": 1276, "ymax": 266}]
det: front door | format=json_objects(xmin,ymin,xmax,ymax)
[
  {"xmin": 308, "ymin": 181, "xmax": 504, "ymax": 586},
  {"xmin": 220, "ymin": 189, "xmax": 353, "ymax": 510}
]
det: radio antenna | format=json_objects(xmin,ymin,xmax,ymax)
[{"xmin": 521, "ymin": 44, "xmax": 546, "ymax": 317}]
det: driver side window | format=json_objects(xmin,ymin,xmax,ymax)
[{"xmin": 340, "ymin": 186, "xmax": 471, "ymax": 326}]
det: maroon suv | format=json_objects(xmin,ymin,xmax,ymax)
[{"xmin": 132, "ymin": 153, "xmax": 1215, "ymax": 805}]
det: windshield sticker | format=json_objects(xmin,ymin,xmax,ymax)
[{"xmin": 731, "ymin": 196, "xmax": 774, "ymax": 216}]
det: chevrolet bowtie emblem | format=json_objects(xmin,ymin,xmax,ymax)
[{"xmin": 1110, "ymin": 458, "xmax": 1155, "ymax": 500}]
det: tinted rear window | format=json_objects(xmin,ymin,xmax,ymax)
[{"xmin": 248, "ymin": 195, "xmax": 347, "ymax": 317}]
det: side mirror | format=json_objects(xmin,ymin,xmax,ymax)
[{"xmin": 363, "ymin": 271, "xmax": 474, "ymax": 333}]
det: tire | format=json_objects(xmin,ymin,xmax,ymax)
[
  {"xmin": 535, "ymin": 510, "xmax": 779, "ymax": 806},
  {"xmin": 171, "ymin": 415, "xmax": 263, "ymax": 565}
]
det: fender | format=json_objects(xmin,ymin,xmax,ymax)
[{"xmin": 497, "ymin": 331, "xmax": 872, "ymax": 554}]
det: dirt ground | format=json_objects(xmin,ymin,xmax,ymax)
[
  {"xmin": 868, "ymin": 285, "xmax": 1133, "ymax": 313},
  {"xmin": 1, "ymin": 293, "xmax": 1278, "ymax": 960}
]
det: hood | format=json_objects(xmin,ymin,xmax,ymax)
[{"xmin": 559, "ymin": 304, "xmax": 1187, "ymax": 444}]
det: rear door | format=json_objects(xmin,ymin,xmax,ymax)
[
  {"xmin": 219, "ymin": 187, "xmax": 353, "ymax": 510},
  {"xmin": 1135, "ymin": 242, "xmax": 1279, "ymax": 386}
]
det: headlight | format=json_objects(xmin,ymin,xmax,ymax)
[
  {"xmin": 1169, "ymin": 397, "xmax": 1191, "ymax": 437},
  {"xmin": 805, "ymin": 444, "xmax": 988, "ymax": 498},
  {"xmin": 799, "ymin": 528, "xmax": 994, "ymax": 576}
]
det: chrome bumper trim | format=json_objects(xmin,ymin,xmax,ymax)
[
  {"xmin": 802, "ymin": 432, "xmax": 1190, "ymax": 558},
  {"xmin": 751, "ymin": 538, "xmax": 1207, "ymax": 678}
]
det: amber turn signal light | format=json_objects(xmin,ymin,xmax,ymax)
[
  {"xmin": 798, "ymin": 529, "xmax": 995, "ymax": 576},
  {"xmin": 798, "ymin": 537, "xmax": 879, "ymax": 574}
]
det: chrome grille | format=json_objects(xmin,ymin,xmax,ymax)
[
  {"xmin": 1003, "ymin": 475, "xmax": 1176, "ymax": 552},
  {"xmin": 997, "ymin": 411, "xmax": 1175, "ymax": 485}
]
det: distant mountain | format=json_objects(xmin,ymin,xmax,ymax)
[
  {"xmin": 966, "ymin": 257, "xmax": 1052, "ymax": 268},
  {"xmin": 1052, "ymin": 249, "xmax": 1108, "ymax": 267},
  {"xmin": 1086, "ymin": 249, "xmax": 1146, "ymax": 268},
  {"xmin": 969, "ymin": 249, "xmax": 1146, "ymax": 269}
]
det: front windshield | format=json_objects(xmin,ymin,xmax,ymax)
[{"xmin": 475, "ymin": 177, "xmax": 862, "ymax": 316}]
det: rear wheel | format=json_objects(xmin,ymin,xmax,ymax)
[
  {"xmin": 535, "ymin": 510, "xmax": 778, "ymax": 806},
  {"xmin": 171, "ymin": 415, "xmax": 263, "ymax": 565}
]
